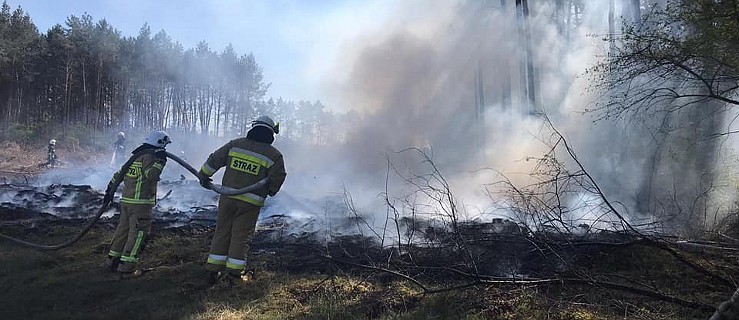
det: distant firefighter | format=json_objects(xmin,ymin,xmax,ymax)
[
  {"xmin": 46, "ymin": 139, "xmax": 59, "ymax": 167},
  {"xmin": 102, "ymin": 130, "xmax": 170, "ymax": 276},
  {"xmin": 111, "ymin": 131, "xmax": 127, "ymax": 166},
  {"xmin": 198, "ymin": 115, "xmax": 287, "ymax": 285}
]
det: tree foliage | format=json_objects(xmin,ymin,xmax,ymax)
[
  {"xmin": 0, "ymin": 2, "xmax": 342, "ymax": 146},
  {"xmin": 591, "ymin": 0, "xmax": 739, "ymax": 119},
  {"xmin": 585, "ymin": 0, "xmax": 739, "ymax": 230}
]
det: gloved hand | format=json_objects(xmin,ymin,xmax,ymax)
[
  {"xmin": 103, "ymin": 191, "xmax": 114, "ymax": 204},
  {"xmin": 103, "ymin": 183, "xmax": 116, "ymax": 203},
  {"xmin": 198, "ymin": 171, "xmax": 212, "ymax": 189},
  {"xmin": 105, "ymin": 183, "xmax": 115, "ymax": 195}
]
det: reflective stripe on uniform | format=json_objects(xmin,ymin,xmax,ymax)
[
  {"xmin": 201, "ymin": 163, "xmax": 217, "ymax": 176},
  {"xmin": 207, "ymin": 254, "xmax": 227, "ymax": 265},
  {"xmin": 134, "ymin": 163, "xmax": 144, "ymax": 199},
  {"xmin": 126, "ymin": 162, "xmax": 142, "ymax": 178},
  {"xmin": 120, "ymin": 255, "xmax": 138, "ymax": 263},
  {"xmin": 228, "ymin": 193, "xmax": 265, "ymax": 206},
  {"xmin": 130, "ymin": 231, "xmax": 145, "ymax": 257},
  {"xmin": 109, "ymin": 250, "xmax": 122, "ymax": 257},
  {"xmin": 145, "ymin": 162, "xmax": 164, "ymax": 178},
  {"xmin": 218, "ymin": 179, "xmax": 268, "ymax": 196},
  {"xmin": 226, "ymin": 257, "xmax": 246, "ymax": 270},
  {"xmin": 228, "ymin": 147, "xmax": 274, "ymax": 168},
  {"xmin": 121, "ymin": 197, "xmax": 156, "ymax": 205}
]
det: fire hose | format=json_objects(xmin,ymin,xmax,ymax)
[{"xmin": 0, "ymin": 149, "xmax": 268, "ymax": 250}]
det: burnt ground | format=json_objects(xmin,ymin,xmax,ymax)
[
  {"xmin": 0, "ymin": 146, "xmax": 737, "ymax": 319},
  {"xmin": 1, "ymin": 210, "xmax": 737, "ymax": 319}
]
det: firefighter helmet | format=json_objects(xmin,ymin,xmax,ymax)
[
  {"xmin": 251, "ymin": 115, "xmax": 279, "ymax": 134},
  {"xmin": 49, "ymin": 139, "xmax": 56, "ymax": 146},
  {"xmin": 143, "ymin": 130, "xmax": 171, "ymax": 148},
  {"xmin": 117, "ymin": 132, "xmax": 125, "ymax": 139}
]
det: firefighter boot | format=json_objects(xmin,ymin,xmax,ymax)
[
  {"xmin": 242, "ymin": 269, "xmax": 255, "ymax": 282},
  {"xmin": 207, "ymin": 271, "xmax": 220, "ymax": 285},
  {"xmin": 101, "ymin": 256, "xmax": 121, "ymax": 272},
  {"xmin": 117, "ymin": 261, "xmax": 136, "ymax": 273},
  {"xmin": 222, "ymin": 272, "xmax": 242, "ymax": 287},
  {"xmin": 220, "ymin": 270, "xmax": 254, "ymax": 287},
  {"xmin": 117, "ymin": 263, "xmax": 144, "ymax": 279}
]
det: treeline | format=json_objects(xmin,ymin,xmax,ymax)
[{"xmin": 0, "ymin": 2, "xmax": 344, "ymax": 145}]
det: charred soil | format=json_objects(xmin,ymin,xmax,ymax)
[{"xmin": 0, "ymin": 215, "xmax": 735, "ymax": 319}]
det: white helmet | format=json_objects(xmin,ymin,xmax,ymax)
[
  {"xmin": 49, "ymin": 139, "xmax": 56, "ymax": 146},
  {"xmin": 117, "ymin": 132, "xmax": 125, "ymax": 139},
  {"xmin": 143, "ymin": 130, "xmax": 171, "ymax": 148},
  {"xmin": 251, "ymin": 115, "xmax": 279, "ymax": 134}
]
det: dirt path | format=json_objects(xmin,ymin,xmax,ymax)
[{"xmin": 0, "ymin": 141, "xmax": 107, "ymax": 178}]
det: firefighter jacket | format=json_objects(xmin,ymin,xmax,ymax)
[
  {"xmin": 47, "ymin": 145, "xmax": 57, "ymax": 163},
  {"xmin": 110, "ymin": 151, "xmax": 166, "ymax": 205},
  {"xmin": 199, "ymin": 138, "xmax": 286, "ymax": 206},
  {"xmin": 113, "ymin": 137, "xmax": 126, "ymax": 152}
]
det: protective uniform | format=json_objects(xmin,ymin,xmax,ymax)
[
  {"xmin": 199, "ymin": 116, "xmax": 286, "ymax": 279},
  {"xmin": 47, "ymin": 139, "xmax": 58, "ymax": 167},
  {"xmin": 112, "ymin": 132, "xmax": 127, "ymax": 165},
  {"xmin": 103, "ymin": 131, "xmax": 170, "ymax": 274}
]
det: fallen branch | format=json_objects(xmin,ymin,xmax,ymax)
[
  {"xmin": 328, "ymin": 256, "xmax": 715, "ymax": 311},
  {"xmin": 544, "ymin": 116, "xmax": 736, "ymax": 289}
]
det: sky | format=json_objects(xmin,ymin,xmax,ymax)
[{"xmin": 10, "ymin": 0, "xmax": 397, "ymax": 110}]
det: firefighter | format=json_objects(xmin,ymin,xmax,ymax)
[
  {"xmin": 47, "ymin": 139, "xmax": 58, "ymax": 167},
  {"xmin": 102, "ymin": 130, "xmax": 171, "ymax": 275},
  {"xmin": 111, "ymin": 131, "xmax": 126, "ymax": 166},
  {"xmin": 198, "ymin": 115, "xmax": 287, "ymax": 284}
]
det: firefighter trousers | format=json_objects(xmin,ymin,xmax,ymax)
[
  {"xmin": 206, "ymin": 196, "xmax": 261, "ymax": 275},
  {"xmin": 108, "ymin": 203, "xmax": 153, "ymax": 269}
]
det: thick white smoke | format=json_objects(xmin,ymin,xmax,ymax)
[
  {"xmin": 17, "ymin": 0, "xmax": 739, "ymax": 236},
  {"xmin": 279, "ymin": 0, "xmax": 739, "ymax": 233},
  {"xmin": 302, "ymin": 0, "xmax": 621, "ymax": 227}
]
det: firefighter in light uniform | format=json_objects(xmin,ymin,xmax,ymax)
[
  {"xmin": 198, "ymin": 116, "xmax": 287, "ymax": 283},
  {"xmin": 102, "ymin": 130, "xmax": 171, "ymax": 274},
  {"xmin": 111, "ymin": 131, "xmax": 127, "ymax": 166},
  {"xmin": 47, "ymin": 139, "xmax": 58, "ymax": 167}
]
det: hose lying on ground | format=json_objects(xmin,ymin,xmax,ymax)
[{"xmin": 0, "ymin": 150, "xmax": 268, "ymax": 250}]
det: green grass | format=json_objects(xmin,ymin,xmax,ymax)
[
  {"xmin": 0, "ymin": 226, "xmax": 420, "ymax": 320},
  {"xmin": 0, "ymin": 225, "xmax": 727, "ymax": 319}
]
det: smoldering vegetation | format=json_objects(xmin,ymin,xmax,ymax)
[
  {"xmin": 316, "ymin": 0, "xmax": 739, "ymax": 239},
  {"xmin": 3, "ymin": 0, "xmax": 739, "ymax": 317},
  {"xmin": 3, "ymin": 0, "xmax": 738, "ymax": 240}
]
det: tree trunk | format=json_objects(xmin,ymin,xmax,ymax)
[
  {"xmin": 515, "ymin": 0, "xmax": 528, "ymax": 112},
  {"xmin": 517, "ymin": 0, "xmax": 538, "ymax": 114},
  {"xmin": 500, "ymin": 0, "xmax": 512, "ymax": 109}
]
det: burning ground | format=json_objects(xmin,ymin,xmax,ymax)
[
  {"xmin": 0, "ymin": 131, "xmax": 737, "ymax": 319},
  {"xmin": 1, "ymin": 163, "xmax": 739, "ymax": 319},
  {"xmin": 2, "ymin": 207, "xmax": 738, "ymax": 319},
  {"xmin": 4, "ymin": 0, "xmax": 739, "ymax": 317}
]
